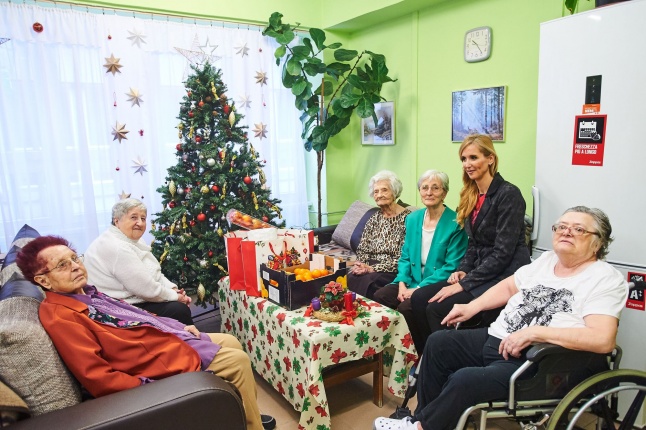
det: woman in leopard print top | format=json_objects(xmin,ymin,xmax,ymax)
[{"xmin": 348, "ymin": 170, "xmax": 411, "ymax": 299}]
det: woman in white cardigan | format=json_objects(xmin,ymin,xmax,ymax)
[{"xmin": 84, "ymin": 198, "xmax": 194, "ymax": 325}]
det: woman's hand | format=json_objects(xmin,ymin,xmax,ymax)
[
  {"xmin": 350, "ymin": 262, "xmax": 374, "ymax": 275},
  {"xmin": 397, "ymin": 283, "xmax": 413, "ymax": 302},
  {"xmin": 176, "ymin": 288, "xmax": 192, "ymax": 305},
  {"xmin": 441, "ymin": 302, "xmax": 478, "ymax": 327},
  {"xmin": 429, "ymin": 283, "xmax": 464, "ymax": 303},
  {"xmin": 184, "ymin": 325, "xmax": 200, "ymax": 337},
  {"xmin": 498, "ymin": 327, "xmax": 536, "ymax": 359},
  {"xmin": 447, "ymin": 271, "xmax": 466, "ymax": 284}
]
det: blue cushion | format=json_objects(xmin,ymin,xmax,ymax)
[
  {"xmin": 0, "ymin": 273, "xmax": 43, "ymax": 301},
  {"xmin": 0, "ymin": 224, "xmax": 41, "ymax": 292}
]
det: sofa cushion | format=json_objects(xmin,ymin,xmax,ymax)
[
  {"xmin": 0, "ymin": 224, "xmax": 41, "ymax": 287},
  {"xmin": 0, "ymin": 296, "xmax": 82, "ymax": 416},
  {"xmin": 331, "ymin": 200, "xmax": 375, "ymax": 250},
  {"xmin": 0, "ymin": 378, "xmax": 29, "ymax": 424}
]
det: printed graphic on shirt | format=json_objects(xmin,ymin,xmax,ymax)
[{"xmin": 504, "ymin": 285, "xmax": 574, "ymax": 333}]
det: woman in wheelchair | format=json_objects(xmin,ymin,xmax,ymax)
[
  {"xmin": 374, "ymin": 206, "xmax": 629, "ymax": 430},
  {"xmin": 410, "ymin": 135, "xmax": 531, "ymax": 352}
]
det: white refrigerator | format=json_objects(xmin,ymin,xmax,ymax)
[{"xmin": 533, "ymin": 0, "xmax": 646, "ymax": 424}]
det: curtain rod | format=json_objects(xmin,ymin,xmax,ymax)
[{"xmin": 12, "ymin": 0, "xmax": 296, "ymax": 31}]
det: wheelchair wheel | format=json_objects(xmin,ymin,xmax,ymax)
[{"xmin": 546, "ymin": 369, "xmax": 646, "ymax": 430}]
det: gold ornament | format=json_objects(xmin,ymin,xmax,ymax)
[
  {"xmin": 211, "ymin": 81, "xmax": 218, "ymax": 99},
  {"xmin": 201, "ymin": 185, "xmax": 209, "ymax": 194},
  {"xmin": 169, "ymin": 180, "xmax": 177, "ymax": 197},
  {"xmin": 111, "ymin": 122, "xmax": 129, "ymax": 143},
  {"xmin": 254, "ymin": 70, "xmax": 268, "ymax": 86},
  {"xmin": 197, "ymin": 283, "xmax": 206, "ymax": 302},
  {"xmin": 252, "ymin": 123, "xmax": 268, "ymax": 140},
  {"xmin": 230, "ymin": 155, "xmax": 237, "ymax": 173},
  {"xmin": 252, "ymin": 192, "xmax": 259, "ymax": 210},
  {"xmin": 169, "ymin": 223, "xmax": 175, "ymax": 236},
  {"xmin": 125, "ymin": 88, "xmax": 144, "ymax": 107},
  {"xmin": 213, "ymin": 262, "xmax": 226, "ymax": 273},
  {"xmin": 257, "ymin": 167, "xmax": 267, "ymax": 186},
  {"xmin": 151, "ymin": 223, "xmax": 156, "ymax": 231},
  {"xmin": 103, "ymin": 53, "xmax": 123, "ymax": 75},
  {"xmin": 217, "ymin": 227, "xmax": 223, "ymax": 236},
  {"xmin": 270, "ymin": 204, "xmax": 282, "ymax": 219},
  {"xmin": 221, "ymin": 183, "xmax": 227, "ymax": 199},
  {"xmin": 228, "ymin": 111, "xmax": 236, "ymax": 127},
  {"xmin": 159, "ymin": 245, "xmax": 169, "ymax": 263},
  {"xmin": 182, "ymin": 214, "xmax": 188, "ymax": 229},
  {"xmin": 189, "ymin": 127, "xmax": 194, "ymax": 139},
  {"xmin": 178, "ymin": 123, "xmax": 184, "ymax": 130},
  {"xmin": 249, "ymin": 143, "xmax": 258, "ymax": 159}
]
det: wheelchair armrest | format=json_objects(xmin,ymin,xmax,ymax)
[{"xmin": 525, "ymin": 343, "xmax": 571, "ymax": 362}]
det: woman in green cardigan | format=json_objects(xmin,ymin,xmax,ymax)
[{"xmin": 373, "ymin": 170, "xmax": 467, "ymax": 353}]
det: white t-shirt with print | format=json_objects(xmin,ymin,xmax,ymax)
[{"xmin": 489, "ymin": 251, "xmax": 627, "ymax": 340}]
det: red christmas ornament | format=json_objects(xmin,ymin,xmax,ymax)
[
  {"xmin": 139, "ymin": 130, "xmax": 144, "ymax": 136},
  {"xmin": 210, "ymin": 205, "xmax": 216, "ymax": 211},
  {"xmin": 243, "ymin": 176, "xmax": 252, "ymax": 185},
  {"xmin": 115, "ymin": 167, "xmax": 120, "ymax": 171},
  {"xmin": 176, "ymin": 144, "xmax": 182, "ymax": 151},
  {"xmin": 208, "ymin": 250, "xmax": 214, "ymax": 257},
  {"xmin": 187, "ymin": 91, "xmax": 192, "ymax": 97},
  {"xmin": 183, "ymin": 256, "xmax": 189, "ymax": 262},
  {"xmin": 211, "ymin": 185, "xmax": 220, "ymax": 193},
  {"xmin": 108, "ymin": 34, "xmax": 112, "ymax": 40},
  {"xmin": 223, "ymin": 104, "xmax": 230, "ymax": 115},
  {"xmin": 262, "ymin": 216, "xmax": 269, "ymax": 222},
  {"xmin": 197, "ymin": 213, "xmax": 207, "ymax": 222},
  {"xmin": 198, "ymin": 101, "xmax": 205, "ymax": 108},
  {"xmin": 189, "ymin": 220, "xmax": 196, "ymax": 227},
  {"xmin": 195, "ymin": 136, "xmax": 202, "ymax": 143},
  {"xmin": 169, "ymin": 201, "xmax": 176, "ymax": 208},
  {"xmin": 219, "ymin": 151, "xmax": 225, "ymax": 160},
  {"xmin": 188, "ymin": 111, "xmax": 194, "ymax": 118},
  {"xmin": 186, "ymin": 187, "xmax": 192, "ymax": 193},
  {"xmin": 32, "ymin": 22, "xmax": 43, "ymax": 33},
  {"xmin": 191, "ymin": 166, "xmax": 196, "ymax": 172}
]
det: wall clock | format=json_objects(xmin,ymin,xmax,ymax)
[{"xmin": 464, "ymin": 26, "xmax": 492, "ymax": 63}]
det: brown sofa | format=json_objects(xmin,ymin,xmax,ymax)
[{"xmin": 0, "ymin": 225, "xmax": 246, "ymax": 429}]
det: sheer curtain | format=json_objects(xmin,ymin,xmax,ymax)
[{"xmin": 0, "ymin": 1, "xmax": 308, "ymax": 252}]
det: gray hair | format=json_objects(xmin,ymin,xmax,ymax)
[
  {"xmin": 561, "ymin": 206, "xmax": 613, "ymax": 260},
  {"xmin": 417, "ymin": 170, "xmax": 449, "ymax": 192},
  {"xmin": 111, "ymin": 198, "xmax": 147, "ymax": 225},
  {"xmin": 368, "ymin": 170, "xmax": 403, "ymax": 199}
]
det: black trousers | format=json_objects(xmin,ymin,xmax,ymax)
[
  {"xmin": 134, "ymin": 301, "xmax": 194, "ymax": 326},
  {"xmin": 372, "ymin": 283, "xmax": 420, "ymax": 355},
  {"xmin": 409, "ymin": 281, "xmax": 475, "ymax": 352}
]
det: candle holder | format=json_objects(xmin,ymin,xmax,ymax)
[{"xmin": 309, "ymin": 280, "xmax": 364, "ymax": 323}]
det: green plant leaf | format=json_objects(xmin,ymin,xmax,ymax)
[
  {"xmin": 327, "ymin": 42, "xmax": 342, "ymax": 49},
  {"xmin": 339, "ymin": 92, "xmax": 361, "ymax": 108},
  {"xmin": 286, "ymin": 57, "xmax": 302, "ymax": 76},
  {"xmin": 334, "ymin": 49, "xmax": 358, "ymax": 61},
  {"xmin": 356, "ymin": 97, "xmax": 375, "ymax": 118},
  {"xmin": 331, "ymin": 99, "xmax": 354, "ymax": 118},
  {"xmin": 282, "ymin": 63, "xmax": 296, "ymax": 88},
  {"xmin": 366, "ymin": 50, "xmax": 385, "ymax": 63},
  {"xmin": 303, "ymin": 38, "xmax": 314, "ymax": 55},
  {"xmin": 564, "ymin": 0, "xmax": 578, "ymax": 13},
  {"xmin": 276, "ymin": 30, "xmax": 295, "ymax": 45},
  {"xmin": 304, "ymin": 62, "xmax": 326, "ymax": 76},
  {"xmin": 309, "ymin": 28, "xmax": 326, "ymax": 50},
  {"xmin": 313, "ymin": 80, "xmax": 334, "ymax": 97},
  {"xmin": 268, "ymin": 12, "xmax": 283, "ymax": 30},
  {"xmin": 292, "ymin": 78, "xmax": 308, "ymax": 96},
  {"xmin": 345, "ymin": 74, "xmax": 365, "ymax": 90},
  {"xmin": 274, "ymin": 45, "xmax": 286, "ymax": 61},
  {"xmin": 292, "ymin": 45, "xmax": 310, "ymax": 60},
  {"xmin": 325, "ymin": 62, "xmax": 351, "ymax": 80}
]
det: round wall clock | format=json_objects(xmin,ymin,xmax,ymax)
[{"xmin": 464, "ymin": 26, "xmax": 492, "ymax": 63}]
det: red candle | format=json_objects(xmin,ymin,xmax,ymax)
[{"xmin": 344, "ymin": 292, "xmax": 353, "ymax": 311}]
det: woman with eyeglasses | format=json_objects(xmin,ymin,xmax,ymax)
[
  {"xmin": 410, "ymin": 134, "xmax": 531, "ymax": 352},
  {"xmin": 374, "ymin": 207, "xmax": 627, "ymax": 430},
  {"xmin": 372, "ymin": 170, "xmax": 468, "ymax": 353},
  {"xmin": 83, "ymin": 198, "xmax": 194, "ymax": 325}
]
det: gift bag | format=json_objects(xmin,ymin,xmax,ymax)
[{"xmin": 224, "ymin": 231, "xmax": 247, "ymax": 291}]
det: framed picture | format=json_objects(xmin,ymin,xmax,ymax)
[
  {"xmin": 452, "ymin": 86, "xmax": 506, "ymax": 142},
  {"xmin": 362, "ymin": 101, "xmax": 395, "ymax": 145}
]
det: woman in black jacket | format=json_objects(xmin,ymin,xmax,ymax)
[{"xmin": 410, "ymin": 134, "xmax": 530, "ymax": 351}]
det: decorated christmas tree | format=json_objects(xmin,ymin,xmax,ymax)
[{"xmin": 151, "ymin": 61, "xmax": 283, "ymax": 305}]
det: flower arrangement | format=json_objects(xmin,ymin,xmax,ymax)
[{"xmin": 306, "ymin": 280, "xmax": 367, "ymax": 324}]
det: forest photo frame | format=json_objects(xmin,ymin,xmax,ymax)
[
  {"xmin": 452, "ymin": 86, "xmax": 506, "ymax": 142},
  {"xmin": 362, "ymin": 101, "xmax": 395, "ymax": 145}
]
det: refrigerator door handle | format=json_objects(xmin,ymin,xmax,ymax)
[{"xmin": 531, "ymin": 186, "xmax": 539, "ymax": 241}]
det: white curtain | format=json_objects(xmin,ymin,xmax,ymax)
[{"xmin": 0, "ymin": 1, "xmax": 308, "ymax": 252}]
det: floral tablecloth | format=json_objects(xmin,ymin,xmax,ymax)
[{"xmin": 218, "ymin": 278, "xmax": 418, "ymax": 430}]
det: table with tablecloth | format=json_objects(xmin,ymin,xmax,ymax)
[{"xmin": 218, "ymin": 278, "xmax": 418, "ymax": 430}]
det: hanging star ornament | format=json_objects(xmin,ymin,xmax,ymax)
[
  {"xmin": 125, "ymin": 88, "xmax": 144, "ymax": 107},
  {"xmin": 238, "ymin": 94, "xmax": 251, "ymax": 109},
  {"xmin": 131, "ymin": 157, "xmax": 148, "ymax": 176},
  {"xmin": 103, "ymin": 53, "xmax": 123, "ymax": 75},
  {"xmin": 119, "ymin": 190, "xmax": 131, "ymax": 200},
  {"xmin": 253, "ymin": 123, "xmax": 268, "ymax": 139},
  {"xmin": 235, "ymin": 42, "xmax": 250, "ymax": 57},
  {"xmin": 127, "ymin": 29, "xmax": 147, "ymax": 48},
  {"xmin": 199, "ymin": 37, "xmax": 218, "ymax": 55},
  {"xmin": 255, "ymin": 71, "xmax": 268, "ymax": 86},
  {"xmin": 175, "ymin": 35, "xmax": 221, "ymax": 65},
  {"xmin": 111, "ymin": 122, "xmax": 129, "ymax": 143}
]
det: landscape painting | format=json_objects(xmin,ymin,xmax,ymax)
[{"xmin": 452, "ymin": 86, "xmax": 506, "ymax": 142}]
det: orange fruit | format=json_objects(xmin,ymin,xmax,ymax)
[
  {"xmin": 319, "ymin": 269, "xmax": 329, "ymax": 276},
  {"xmin": 294, "ymin": 268, "xmax": 303, "ymax": 275},
  {"xmin": 303, "ymin": 273, "xmax": 313, "ymax": 281},
  {"xmin": 295, "ymin": 275, "xmax": 303, "ymax": 281},
  {"xmin": 311, "ymin": 269, "xmax": 322, "ymax": 278}
]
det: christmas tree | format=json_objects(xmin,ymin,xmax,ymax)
[{"xmin": 151, "ymin": 61, "xmax": 284, "ymax": 306}]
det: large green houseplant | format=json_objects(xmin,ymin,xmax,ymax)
[{"xmin": 262, "ymin": 12, "xmax": 396, "ymax": 226}]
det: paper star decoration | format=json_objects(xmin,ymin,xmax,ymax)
[
  {"xmin": 119, "ymin": 190, "xmax": 132, "ymax": 200},
  {"xmin": 126, "ymin": 88, "xmax": 144, "ymax": 107},
  {"xmin": 103, "ymin": 54, "xmax": 123, "ymax": 75},
  {"xmin": 199, "ymin": 37, "xmax": 218, "ymax": 55},
  {"xmin": 127, "ymin": 29, "xmax": 147, "ymax": 48},
  {"xmin": 0, "ymin": 38, "xmax": 10, "ymax": 46},
  {"xmin": 111, "ymin": 122, "xmax": 129, "ymax": 143},
  {"xmin": 131, "ymin": 157, "xmax": 148, "ymax": 176},
  {"xmin": 252, "ymin": 123, "xmax": 268, "ymax": 139},
  {"xmin": 255, "ymin": 71, "xmax": 268, "ymax": 86},
  {"xmin": 235, "ymin": 42, "xmax": 250, "ymax": 57},
  {"xmin": 237, "ymin": 94, "xmax": 251, "ymax": 109},
  {"xmin": 175, "ymin": 35, "xmax": 221, "ymax": 65}
]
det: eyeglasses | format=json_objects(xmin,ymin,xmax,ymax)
[
  {"xmin": 551, "ymin": 224, "xmax": 599, "ymax": 237},
  {"xmin": 37, "ymin": 254, "xmax": 84, "ymax": 276},
  {"xmin": 420, "ymin": 185, "xmax": 443, "ymax": 194}
]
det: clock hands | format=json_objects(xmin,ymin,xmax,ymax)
[{"xmin": 471, "ymin": 39, "xmax": 482, "ymax": 54}]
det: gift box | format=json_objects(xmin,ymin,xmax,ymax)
[{"xmin": 261, "ymin": 254, "xmax": 347, "ymax": 310}]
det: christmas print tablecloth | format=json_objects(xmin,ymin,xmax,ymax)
[{"xmin": 218, "ymin": 278, "xmax": 418, "ymax": 430}]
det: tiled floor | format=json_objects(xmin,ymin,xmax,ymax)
[{"xmin": 193, "ymin": 306, "xmax": 603, "ymax": 430}]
